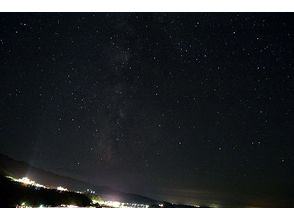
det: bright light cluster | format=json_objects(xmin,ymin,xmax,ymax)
[
  {"xmin": 99, "ymin": 200, "xmax": 149, "ymax": 208},
  {"xmin": 9, "ymin": 176, "xmax": 47, "ymax": 189},
  {"xmin": 16, "ymin": 202, "xmax": 81, "ymax": 208},
  {"xmin": 19, "ymin": 177, "xmax": 35, "ymax": 185},
  {"xmin": 57, "ymin": 186, "xmax": 68, "ymax": 191},
  {"xmin": 8, "ymin": 175, "xmax": 150, "ymax": 208},
  {"xmin": 60, "ymin": 204, "xmax": 78, "ymax": 208},
  {"xmin": 91, "ymin": 199, "xmax": 101, "ymax": 204},
  {"xmin": 86, "ymin": 188, "xmax": 96, "ymax": 194},
  {"xmin": 8, "ymin": 176, "xmax": 71, "ymax": 192},
  {"xmin": 16, "ymin": 202, "xmax": 32, "ymax": 208}
]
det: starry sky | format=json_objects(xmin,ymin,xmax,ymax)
[{"xmin": 0, "ymin": 13, "xmax": 293, "ymax": 207}]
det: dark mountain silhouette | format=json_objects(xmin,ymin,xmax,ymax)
[
  {"xmin": 0, "ymin": 175, "xmax": 93, "ymax": 208},
  {"xmin": 0, "ymin": 153, "xmax": 198, "ymax": 207},
  {"xmin": 0, "ymin": 153, "xmax": 159, "ymax": 205}
]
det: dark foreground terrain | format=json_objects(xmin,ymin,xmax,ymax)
[
  {"xmin": 0, "ymin": 154, "xmax": 197, "ymax": 208},
  {"xmin": 0, "ymin": 175, "xmax": 197, "ymax": 208},
  {"xmin": 0, "ymin": 175, "xmax": 93, "ymax": 208}
]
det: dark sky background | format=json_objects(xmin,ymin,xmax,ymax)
[{"xmin": 0, "ymin": 13, "xmax": 294, "ymax": 207}]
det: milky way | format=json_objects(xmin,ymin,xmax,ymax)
[{"xmin": 0, "ymin": 13, "xmax": 293, "ymax": 207}]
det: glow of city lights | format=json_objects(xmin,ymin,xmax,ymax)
[
  {"xmin": 99, "ymin": 200, "xmax": 149, "ymax": 208},
  {"xmin": 8, "ymin": 176, "xmax": 47, "ymax": 189},
  {"xmin": 57, "ymin": 186, "xmax": 68, "ymax": 191},
  {"xmin": 8, "ymin": 175, "xmax": 150, "ymax": 208},
  {"xmin": 60, "ymin": 204, "xmax": 78, "ymax": 208},
  {"xmin": 19, "ymin": 177, "xmax": 35, "ymax": 185},
  {"xmin": 17, "ymin": 202, "xmax": 32, "ymax": 208}
]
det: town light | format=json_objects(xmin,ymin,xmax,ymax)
[
  {"xmin": 57, "ymin": 186, "xmax": 68, "ymax": 191},
  {"xmin": 19, "ymin": 177, "xmax": 35, "ymax": 185}
]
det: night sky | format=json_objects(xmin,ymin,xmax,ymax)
[{"xmin": 0, "ymin": 13, "xmax": 294, "ymax": 207}]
